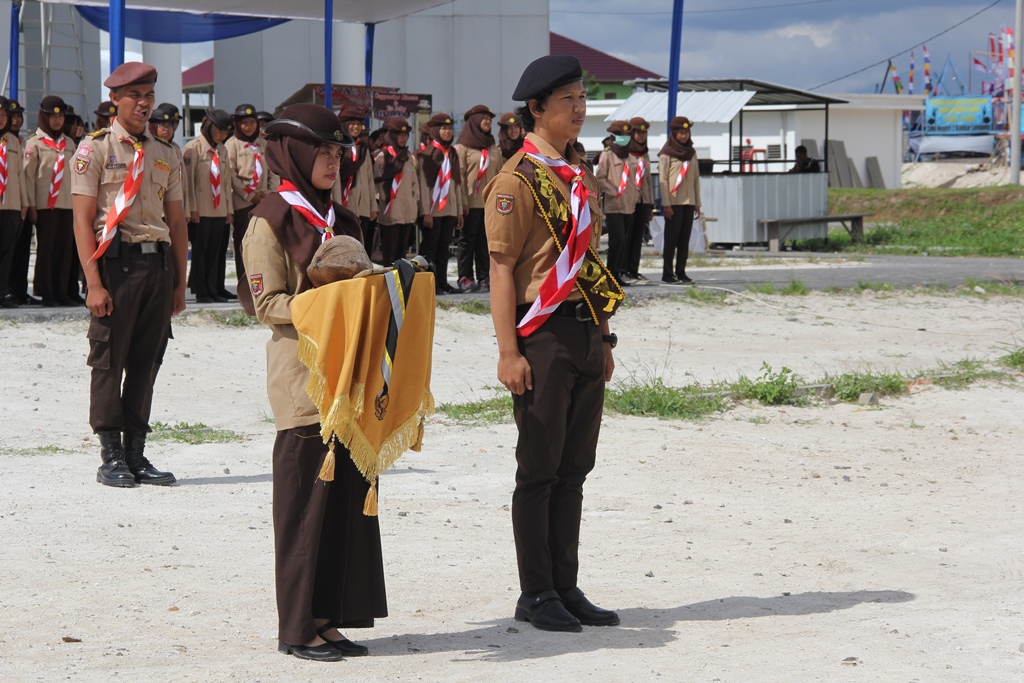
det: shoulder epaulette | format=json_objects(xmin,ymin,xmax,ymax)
[{"xmin": 88, "ymin": 128, "xmax": 110, "ymax": 138}]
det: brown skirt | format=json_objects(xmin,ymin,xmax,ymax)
[{"xmin": 272, "ymin": 424, "xmax": 388, "ymax": 645}]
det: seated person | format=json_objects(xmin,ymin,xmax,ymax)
[{"xmin": 789, "ymin": 145, "xmax": 821, "ymax": 173}]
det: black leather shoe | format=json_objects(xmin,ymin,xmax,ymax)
[
  {"xmin": 316, "ymin": 623, "xmax": 369, "ymax": 656},
  {"xmin": 212, "ymin": 295, "xmax": 229, "ymax": 303},
  {"xmin": 218, "ymin": 289, "xmax": 238, "ymax": 300},
  {"xmin": 41, "ymin": 295, "xmax": 59, "ymax": 307},
  {"xmin": 558, "ymin": 587, "xmax": 620, "ymax": 626},
  {"xmin": 96, "ymin": 431, "xmax": 137, "ymax": 488},
  {"xmin": 514, "ymin": 590, "xmax": 582, "ymax": 632},
  {"xmin": 67, "ymin": 293, "xmax": 86, "ymax": 306},
  {"xmin": 277, "ymin": 641, "xmax": 346, "ymax": 662},
  {"xmin": 21, "ymin": 294, "xmax": 42, "ymax": 306},
  {"xmin": 56, "ymin": 294, "xmax": 74, "ymax": 306},
  {"xmin": 196, "ymin": 295, "xmax": 214, "ymax": 303},
  {"xmin": 0, "ymin": 295, "xmax": 19, "ymax": 309},
  {"xmin": 124, "ymin": 432, "xmax": 176, "ymax": 486}
]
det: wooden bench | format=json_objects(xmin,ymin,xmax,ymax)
[{"xmin": 757, "ymin": 213, "xmax": 871, "ymax": 252}]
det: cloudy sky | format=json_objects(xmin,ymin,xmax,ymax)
[{"xmin": 550, "ymin": 0, "xmax": 1016, "ymax": 94}]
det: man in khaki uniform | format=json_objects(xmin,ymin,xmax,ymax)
[
  {"xmin": 485, "ymin": 54, "xmax": 623, "ymax": 634},
  {"xmin": 71, "ymin": 61, "xmax": 188, "ymax": 488},
  {"xmin": 0, "ymin": 96, "xmax": 31, "ymax": 308},
  {"xmin": 455, "ymin": 104, "xmax": 501, "ymax": 292}
]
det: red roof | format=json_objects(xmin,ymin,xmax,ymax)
[
  {"xmin": 183, "ymin": 58, "xmax": 214, "ymax": 88},
  {"xmin": 550, "ymin": 33, "xmax": 663, "ymax": 82}
]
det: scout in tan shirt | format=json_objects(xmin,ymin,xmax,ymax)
[
  {"xmin": 657, "ymin": 116, "xmax": 702, "ymax": 284},
  {"xmin": 455, "ymin": 104, "xmax": 501, "ymax": 292},
  {"xmin": 182, "ymin": 109, "xmax": 234, "ymax": 302},
  {"xmin": 25, "ymin": 96, "xmax": 77, "ymax": 305},
  {"xmin": 623, "ymin": 116, "xmax": 654, "ymax": 282},
  {"xmin": 595, "ymin": 120, "xmax": 640, "ymax": 284},
  {"xmin": 226, "ymin": 103, "xmax": 268, "ymax": 300},
  {"xmin": 70, "ymin": 61, "xmax": 188, "ymax": 489},
  {"xmin": 333, "ymin": 108, "xmax": 377, "ymax": 254},
  {"xmin": 417, "ymin": 112, "xmax": 463, "ymax": 293},
  {"xmin": 0, "ymin": 97, "xmax": 29, "ymax": 308},
  {"xmin": 373, "ymin": 117, "xmax": 419, "ymax": 263},
  {"xmin": 486, "ymin": 55, "xmax": 621, "ymax": 634}
]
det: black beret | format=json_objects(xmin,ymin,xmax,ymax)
[
  {"xmin": 463, "ymin": 104, "xmax": 495, "ymax": 121},
  {"xmin": 6, "ymin": 98, "xmax": 24, "ymax": 113},
  {"xmin": 256, "ymin": 111, "xmax": 274, "ymax": 122},
  {"xmin": 263, "ymin": 103, "xmax": 354, "ymax": 146},
  {"xmin": 206, "ymin": 109, "xmax": 234, "ymax": 131},
  {"xmin": 39, "ymin": 96, "xmax": 69, "ymax": 115},
  {"xmin": 233, "ymin": 103, "xmax": 257, "ymax": 118},
  {"xmin": 94, "ymin": 100, "xmax": 117, "ymax": 117},
  {"xmin": 104, "ymin": 62, "xmax": 158, "ymax": 89},
  {"xmin": 512, "ymin": 55, "xmax": 583, "ymax": 101},
  {"xmin": 150, "ymin": 103, "xmax": 181, "ymax": 123}
]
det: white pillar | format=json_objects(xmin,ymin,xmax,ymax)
[
  {"xmin": 332, "ymin": 21, "xmax": 364, "ymax": 87},
  {"xmin": 142, "ymin": 41, "xmax": 183, "ymax": 143}
]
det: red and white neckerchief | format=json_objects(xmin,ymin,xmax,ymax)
[
  {"xmin": 277, "ymin": 179, "xmax": 335, "ymax": 243},
  {"xmin": 90, "ymin": 135, "xmax": 144, "ymax": 262},
  {"xmin": 341, "ymin": 145, "xmax": 358, "ymax": 207},
  {"xmin": 209, "ymin": 147, "xmax": 221, "ymax": 209},
  {"xmin": 516, "ymin": 138, "xmax": 593, "ymax": 337},
  {"xmin": 632, "ymin": 153, "xmax": 647, "ymax": 189},
  {"xmin": 615, "ymin": 155, "xmax": 630, "ymax": 198},
  {"xmin": 244, "ymin": 143, "xmax": 262, "ymax": 200},
  {"xmin": 382, "ymin": 145, "xmax": 403, "ymax": 216},
  {"xmin": 429, "ymin": 140, "xmax": 452, "ymax": 212},
  {"xmin": 473, "ymin": 147, "xmax": 489, "ymax": 195},
  {"xmin": 39, "ymin": 135, "xmax": 67, "ymax": 209},
  {"xmin": 671, "ymin": 160, "xmax": 691, "ymax": 194},
  {"xmin": 0, "ymin": 138, "xmax": 7, "ymax": 206}
]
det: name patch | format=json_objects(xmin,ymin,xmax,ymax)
[
  {"xmin": 154, "ymin": 159, "xmax": 171, "ymax": 172},
  {"xmin": 105, "ymin": 163, "xmax": 127, "ymax": 170},
  {"xmin": 76, "ymin": 143, "xmax": 93, "ymax": 159}
]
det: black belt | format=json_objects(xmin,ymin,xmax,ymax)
[
  {"xmin": 127, "ymin": 241, "xmax": 166, "ymax": 255},
  {"xmin": 516, "ymin": 300, "xmax": 593, "ymax": 323}
]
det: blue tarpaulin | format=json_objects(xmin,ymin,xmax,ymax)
[{"xmin": 76, "ymin": 6, "xmax": 289, "ymax": 44}]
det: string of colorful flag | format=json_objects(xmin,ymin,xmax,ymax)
[{"xmin": 884, "ymin": 27, "xmax": 1016, "ymax": 98}]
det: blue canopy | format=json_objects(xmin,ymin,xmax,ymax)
[{"xmin": 76, "ymin": 6, "xmax": 289, "ymax": 44}]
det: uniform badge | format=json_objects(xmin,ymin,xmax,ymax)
[
  {"xmin": 183, "ymin": 150, "xmax": 192, "ymax": 165},
  {"xmin": 76, "ymin": 143, "xmax": 92, "ymax": 159},
  {"xmin": 74, "ymin": 158, "xmax": 89, "ymax": 174},
  {"xmin": 158, "ymin": 187, "xmax": 166, "ymax": 200},
  {"xmin": 155, "ymin": 159, "xmax": 171, "ymax": 172},
  {"xmin": 249, "ymin": 273, "xmax": 263, "ymax": 297},
  {"xmin": 496, "ymin": 194, "xmax": 514, "ymax": 215}
]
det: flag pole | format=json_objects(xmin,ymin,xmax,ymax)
[{"xmin": 1012, "ymin": 0, "xmax": 1022, "ymax": 184}]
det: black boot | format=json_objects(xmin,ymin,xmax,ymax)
[
  {"xmin": 124, "ymin": 432, "xmax": 176, "ymax": 486},
  {"xmin": 96, "ymin": 431, "xmax": 138, "ymax": 488}
]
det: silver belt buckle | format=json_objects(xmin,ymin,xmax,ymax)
[
  {"xmin": 574, "ymin": 302, "xmax": 591, "ymax": 322},
  {"xmin": 140, "ymin": 242, "xmax": 158, "ymax": 254}
]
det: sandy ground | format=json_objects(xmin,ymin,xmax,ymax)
[
  {"xmin": 2, "ymin": 291, "xmax": 1023, "ymax": 682},
  {"xmin": 901, "ymin": 161, "xmax": 1023, "ymax": 189}
]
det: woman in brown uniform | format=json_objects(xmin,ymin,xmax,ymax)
[
  {"xmin": 225, "ymin": 104, "xmax": 269, "ymax": 301},
  {"xmin": 0, "ymin": 97, "xmax": 29, "ymax": 308},
  {"xmin": 595, "ymin": 120, "xmax": 639, "ymax": 287},
  {"xmin": 333, "ymin": 108, "xmax": 376, "ymax": 255},
  {"xmin": 148, "ymin": 103, "xmax": 192, "ymax": 219},
  {"xmin": 418, "ymin": 112, "xmax": 463, "ymax": 294},
  {"xmin": 242, "ymin": 103, "xmax": 386, "ymax": 662},
  {"xmin": 183, "ymin": 110, "xmax": 234, "ymax": 303},
  {"xmin": 658, "ymin": 116, "xmax": 701, "ymax": 284},
  {"xmin": 455, "ymin": 105, "xmax": 500, "ymax": 292},
  {"xmin": 373, "ymin": 117, "xmax": 419, "ymax": 264},
  {"xmin": 25, "ymin": 96, "xmax": 77, "ymax": 306},
  {"xmin": 497, "ymin": 112, "xmax": 524, "ymax": 161}
]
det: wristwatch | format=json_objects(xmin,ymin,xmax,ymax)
[{"xmin": 602, "ymin": 333, "xmax": 617, "ymax": 349}]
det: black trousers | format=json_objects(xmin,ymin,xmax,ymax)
[
  {"xmin": 273, "ymin": 424, "xmax": 388, "ymax": 645},
  {"xmin": 190, "ymin": 216, "xmax": 227, "ymax": 297},
  {"xmin": 215, "ymin": 217, "xmax": 232, "ymax": 295},
  {"xmin": 379, "ymin": 223, "xmax": 411, "ymax": 265},
  {"xmin": 511, "ymin": 314, "xmax": 605, "ymax": 594},
  {"xmin": 87, "ymin": 245, "xmax": 172, "ymax": 433},
  {"xmin": 626, "ymin": 203, "xmax": 651, "ymax": 277},
  {"xmin": 8, "ymin": 215, "xmax": 33, "ymax": 300},
  {"xmin": 604, "ymin": 212, "xmax": 634, "ymax": 278},
  {"xmin": 359, "ymin": 216, "xmax": 375, "ymax": 259},
  {"xmin": 457, "ymin": 207, "xmax": 489, "ymax": 283},
  {"xmin": 232, "ymin": 205, "xmax": 252, "ymax": 293},
  {"xmin": 419, "ymin": 215, "xmax": 456, "ymax": 288},
  {"xmin": 662, "ymin": 205, "xmax": 695, "ymax": 280},
  {"xmin": 33, "ymin": 208, "xmax": 74, "ymax": 298},
  {"xmin": 0, "ymin": 210, "xmax": 24, "ymax": 299}
]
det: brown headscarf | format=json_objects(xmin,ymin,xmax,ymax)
[
  {"xmin": 337, "ymin": 109, "xmax": 368, "ymax": 189},
  {"xmin": 249, "ymin": 103, "xmax": 362, "ymax": 294},
  {"xmin": 417, "ymin": 113, "xmax": 462, "ymax": 191},
  {"xmin": 376, "ymin": 118, "xmax": 411, "ymax": 184},
  {"xmin": 627, "ymin": 117, "xmax": 650, "ymax": 156},
  {"xmin": 659, "ymin": 116, "xmax": 695, "ymax": 162},
  {"xmin": 498, "ymin": 113, "xmax": 523, "ymax": 160},
  {"xmin": 456, "ymin": 106, "xmax": 495, "ymax": 150},
  {"xmin": 37, "ymin": 96, "xmax": 66, "ymax": 140},
  {"xmin": 606, "ymin": 120, "xmax": 631, "ymax": 160}
]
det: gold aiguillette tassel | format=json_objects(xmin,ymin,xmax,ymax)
[{"xmin": 317, "ymin": 437, "xmax": 337, "ymax": 482}]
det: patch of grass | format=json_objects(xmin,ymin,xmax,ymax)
[
  {"xmin": 197, "ymin": 308, "xmax": 260, "ymax": 327},
  {"xmin": 746, "ymin": 282, "xmax": 776, "ymax": 295},
  {"xmin": 0, "ymin": 445, "xmax": 78, "ymax": 457},
  {"xmin": 674, "ymin": 287, "xmax": 728, "ymax": 305},
  {"xmin": 605, "ymin": 377, "xmax": 729, "ymax": 420},
  {"xmin": 962, "ymin": 277, "xmax": 1024, "ymax": 297},
  {"xmin": 997, "ymin": 342, "xmax": 1024, "ymax": 371},
  {"xmin": 436, "ymin": 298, "xmax": 491, "ymax": 315},
  {"xmin": 825, "ymin": 370, "xmax": 909, "ymax": 402},
  {"xmin": 149, "ymin": 421, "xmax": 246, "ymax": 444},
  {"xmin": 437, "ymin": 395, "xmax": 513, "ymax": 425},
  {"xmin": 927, "ymin": 359, "xmax": 1004, "ymax": 391},
  {"xmin": 856, "ymin": 279, "xmax": 894, "ymax": 292},
  {"xmin": 780, "ymin": 278, "xmax": 810, "ymax": 296},
  {"xmin": 733, "ymin": 362, "xmax": 801, "ymax": 405}
]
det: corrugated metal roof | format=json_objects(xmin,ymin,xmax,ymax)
[
  {"xmin": 628, "ymin": 78, "xmax": 846, "ymax": 106},
  {"xmin": 605, "ymin": 91, "xmax": 755, "ymax": 124}
]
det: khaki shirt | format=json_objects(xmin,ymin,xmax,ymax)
[
  {"xmin": 374, "ymin": 150, "xmax": 420, "ymax": 225},
  {"xmin": 596, "ymin": 149, "xmax": 639, "ymax": 215},
  {"xmin": 24, "ymin": 129, "xmax": 77, "ymax": 210},
  {"xmin": 168, "ymin": 140, "xmax": 192, "ymax": 217},
  {"xmin": 418, "ymin": 155, "xmax": 464, "ymax": 218},
  {"xmin": 70, "ymin": 118, "xmax": 183, "ymax": 244},
  {"xmin": 1, "ymin": 132, "xmax": 29, "ymax": 211},
  {"xmin": 658, "ymin": 155, "xmax": 701, "ymax": 207},
  {"xmin": 182, "ymin": 135, "xmax": 233, "ymax": 218},
  {"xmin": 224, "ymin": 136, "xmax": 269, "ymax": 211},
  {"xmin": 456, "ymin": 143, "xmax": 502, "ymax": 210},
  {"xmin": 331, "ymin": 146, "xmax": 375, "ymax": 218},
  {"xmin": 629, "ymin": 151, "xmax": 654, "ymax": 205},
  {"xmin": 484, "ymin": 132, "xmax": 603, "ymax": 306},
  {"xmin": 241, "ymin": 215, "xmax": 319, "ymax": 431}
]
